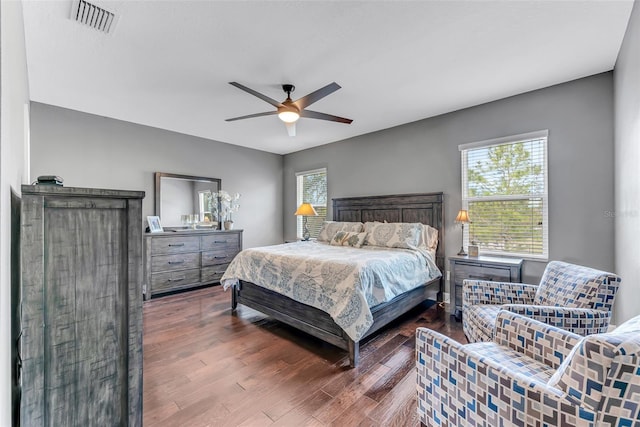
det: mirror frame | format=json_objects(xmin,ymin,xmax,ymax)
[{"xmin": 154, "ymin": 172, "xmax": 222, "ymax": 225}]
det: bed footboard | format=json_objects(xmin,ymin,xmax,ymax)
[{"xmin": 231, "ymin": 278, "xmax": 439, "ymax": 367}]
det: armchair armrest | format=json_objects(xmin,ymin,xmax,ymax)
[
  {"xmin": 494, "ymin": 310, "xmax": 582, "ymax": 370},
  {"xmin": 501, "ymin": 305, "xmax": 612, "ymax": 336},
  {"xmin": 462, "ymin": 280, "xmax": 538, "ymax": 307}
]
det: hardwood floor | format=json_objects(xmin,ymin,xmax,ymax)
[{"xmin": 143, "ymin": 285, "xmax": 465, "ymax": 426}]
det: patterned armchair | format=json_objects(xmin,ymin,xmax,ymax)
[
  {"xmin": 416, "ymin": 310, "xmax": 640, "ymax": 426},
  {"xmin": 463, "ymin": 261, "xmax": 621, "ymax": 343}
]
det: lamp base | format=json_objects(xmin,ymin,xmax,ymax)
[{"xmin": 457, "ymin": 247, "xmax": 467, "ymax": 256}]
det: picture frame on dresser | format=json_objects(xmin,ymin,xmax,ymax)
[{"xmin": 147, "ymin": 215, "xmax": 163, "ymax": 232}]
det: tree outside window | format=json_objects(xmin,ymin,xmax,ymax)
[{"xmin": 461, "ymin": 132, "xmax": 548, "ymax": 258}]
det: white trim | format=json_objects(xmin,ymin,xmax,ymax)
[
  {"xmin": 295, "ymin": 167, "xmax": 326, "ymax": 177},
  {"xmin": 458, "ymin": 129, "xmax": 549, "ymax": 151}
]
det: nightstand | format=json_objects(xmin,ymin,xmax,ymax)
[{"xmin": 449, "ymin": 255, "xmax": 523, "ymax": 321}]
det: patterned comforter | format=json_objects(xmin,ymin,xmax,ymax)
[{"xmin": 221, "ymin": 241, "xmax": 441, "ymax": 341}]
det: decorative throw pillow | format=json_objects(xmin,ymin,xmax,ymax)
[
  {"xmin": 363, "ymin": 222, "xmax": 422, "ymax": 249},
  {"xmin": 317, "ymin": 221, "xmax": 364, "ymax": 242},
  {"xmin": 330, "ymin": 231, "xmax": 367, "ymax": 248}
]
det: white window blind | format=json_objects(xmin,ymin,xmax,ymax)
[
  {"xmin": 460, "ymin": 130, "xmax": 548, "ymax": 259},
  {"xmin": 296, "ymin": 168, "xmax": 327, "ymax": 239}
]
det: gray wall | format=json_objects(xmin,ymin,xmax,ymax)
[
  {"xmin": 614, "ymin": 0, "xmax": 640, "ymax": 325},
  {"xmin": 1, "ymin": 0, "xmax": 31, "ymax": 423},
  {"xmin": 284, "ymin": 73, "xmax": 615, "ymax": 290},
  {"xmin": 29, "ymin": 102, "xmax": 284, "ymax": 250}
]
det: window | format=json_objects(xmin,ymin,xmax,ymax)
[
  {"xmin": 296, "ymin": 168, "xmax": 327, "ymax": 239},
  {"xmin": 460, "ymin": 130, "xmax": 548, "ymax": 259}
]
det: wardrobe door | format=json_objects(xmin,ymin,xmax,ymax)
[{"xmin": 21, "ymin": 187, "xmax": 143, "ymax": 427}]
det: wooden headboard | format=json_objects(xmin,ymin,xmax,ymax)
[{"xmin": 332, "ymin": 192, "xmax": 445, "ymax": 273}]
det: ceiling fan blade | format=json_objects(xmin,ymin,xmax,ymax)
[
  {"xmin": 285, "ymin": 122, "xmax": 296, "ymax": 137},
  {"xmin": 300, "ymin": 109, "xmax": 353, "ymax": 124},
  {"xmin": 225, "ymin": 111, "xmax": 277, "ymax": 122},
  {"xmin": 229, "ymin": 82, "xmax": 283, "ymax": 108},
  {"xmin": 293, "ymin": 82, "xmax": 341, "ymax": 110}
]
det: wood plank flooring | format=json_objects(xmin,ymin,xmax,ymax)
[{"xmin": 143, "ymin": 285, "xmax": 465, "ymax": 426}]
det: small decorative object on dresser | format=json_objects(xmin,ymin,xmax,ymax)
[
  {"xmin": 144, "ymin": 229, "xmax": 242, "ymax": 300},
  {"xmin": 147, "ymin": 215, "xmax": 163, "ymax": 232}
]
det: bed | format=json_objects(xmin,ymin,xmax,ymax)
[{"xmin": 223, "ymin": 192, "xmax": 444, "ymax": 367}]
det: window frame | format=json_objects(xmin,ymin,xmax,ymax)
[
  {"xmin": 459, "ymin": 130, "xmax": 549, "ymax": 260},
  {"xmin": 295, "ymin": 167, "xmax": 327, "ymax": 240}
]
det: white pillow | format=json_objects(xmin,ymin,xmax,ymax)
[
  {"xmin": 363, "ymin": 222, "xmax": 422, "ymax": 249},
  {"xmin": 317, "ymin": 221, "xmax": 364, "ymax": 242},
  {"xmin": 419, "ymin": 224, "xmax": 439, "ymax": 252}
]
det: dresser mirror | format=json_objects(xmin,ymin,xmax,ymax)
[{"xmin": 154, "ymin": 172, "xmax": 222, "ymax": 228}]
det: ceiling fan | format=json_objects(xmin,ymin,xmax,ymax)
[{"xmin": 226, "ymin": 82, "xmax": 353, "ymax": 137}]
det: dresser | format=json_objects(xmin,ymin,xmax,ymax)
[
  {"xmin": 144, "ymin": 229, "xmax": 242, "ymax": 299},
  {"xmin": 449, "ymin": 255, "xmax": 523, "ymax": 321},
  {"xmin": 20, "ymin": 185, "xmax": 144, "ymax": 426}
]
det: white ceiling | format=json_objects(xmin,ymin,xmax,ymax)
[{"xmin": 22, "ymin": 0, "xmax": 634, "ymax": 155}]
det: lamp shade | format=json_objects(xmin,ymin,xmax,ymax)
[
  {"xmin": 295, "ymin": 203, "xmax": 318, "ymax": 216},
  {"xmin": 455, "ymin": 209, "xmax": 470, "ymax": 223}
]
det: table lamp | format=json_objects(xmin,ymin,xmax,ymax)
[
  {"xmin": 295, "ymin": 203, "xmax": 318, "ymax": 241},
  {"xmin": 455, "ymin": 209, "xmax": 470, "ymax": 256}
]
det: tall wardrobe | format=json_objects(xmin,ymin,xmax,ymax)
[{"xmin": 19, "ymin": 185, "xmax": 144, "ymax": 426}]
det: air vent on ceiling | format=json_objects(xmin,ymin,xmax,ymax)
[{"xmin": 70, "ymin": 0, "xmax": 118, "ymax": 34}]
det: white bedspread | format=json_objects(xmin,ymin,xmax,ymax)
[{"xmin": 221, "ymin": 241, "xmax": 441, "ymax": 341}]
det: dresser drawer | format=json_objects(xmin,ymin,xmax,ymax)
[
  {"xmin": 201, "ymin": 233, "xmax": 240, "ymax": 251},
  {"xmin": 151, "ymin": 252, "xmax": 200, "ymax": 272},
  {"xmin": 202, "ymin": 248, "xmax": 238, "ymax": 266},
  {"xmin": 151, "ymin": 236, "xmax": 200, "ymax": 255},
  {"xmin": 151, "ymin": 269, "xmax": 201, "ymax": 293},
  {"xmin": 201, "ymin": 264, "xmax": 230, "ymax": 283}
]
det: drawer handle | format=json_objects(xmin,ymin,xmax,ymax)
[
  {"xmin": 469, "ymin": 274, "xmax": 493, "ymax": 281},
  {"xmin": 168, "ymin": 243, "xmax": 185, "ymax": 247},
  {"xmin": 214, "ymin": 240, "xmax": 228, "ymax": 243},
  {"xmin": 168, "ymin": 260, "xmax": 185, "ymax": 265},
  {"xmin": 214, "ymin": 271, "xmax": 225, "ymax": 275},
  {"xmin": 213, "ymin": 256, "xmax": 227, "ymax": 259},
  {"xmin": 168, "ymin": 277, "xmax": 185, "ymax": 282}
]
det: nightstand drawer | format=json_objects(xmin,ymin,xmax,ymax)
[
  {"xmin": 454, "ymin": 264, "xmax": 511, "ymax": 284},
  {"xmin": 449, "ymin": 256, "xmax": 523, "ymax": 321}
]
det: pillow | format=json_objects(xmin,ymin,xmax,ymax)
[
  {"xmin": 317, "ymin": 221, "xmax": 364, "ymax": 242},
  {"xmin": 419, "ymin": 224, "xmax": 439, "ymax": 252},
  {"xmin": 330, "ymin": 231, "xmax": 367, "ymax": 248},
  {"xmin": 363, "ymin": 222, "xmax": 421, "ymax": 249}
]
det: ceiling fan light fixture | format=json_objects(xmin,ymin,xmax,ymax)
[{"xmin": 278, "ymin": 107, "xmax": 299, "ymax": 123}]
